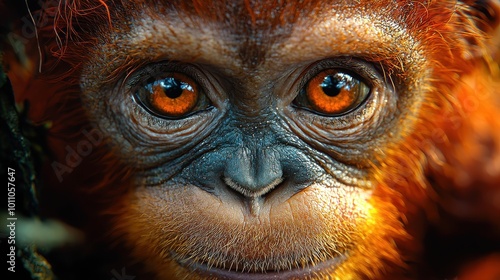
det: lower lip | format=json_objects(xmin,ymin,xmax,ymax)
[{"xmin": 182, "ymin": 255, "xmax": 347, "ymax": 280}]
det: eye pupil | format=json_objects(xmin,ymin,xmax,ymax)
[
  {"xmin": 158, "ymin": 77, "xmax": 188, "ymax": 99},
  {"xmin": 320, "ymin": 75, "xmax": 344, "ymax": 97}
]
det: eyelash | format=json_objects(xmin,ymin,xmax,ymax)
[
  {"xmin": 127, "ymin": 63, "xmax": 205, "ymax": 93},
  {"xmin": 297, "ymin": 58, "xmax": 378, "ymax": 91}
]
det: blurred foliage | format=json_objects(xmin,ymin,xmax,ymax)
[{"xmin": 1, "ymin": 33, "xmax": 56, "ymax": 280}]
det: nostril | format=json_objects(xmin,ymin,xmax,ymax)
[{"xmin": 223, "ymin": 176, "xmax": 283, "ymax": 198}]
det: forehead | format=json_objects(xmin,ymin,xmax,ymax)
[
  {"xmin": 121, "ymin": 1, "xmax": 309, "ymax": 66},
  {"xmin": 116, "ymin": 0, "xmax": 404, "ymax": 67},
  {"xmin": 79, "ymin": 0, "xmax": 430, "ymax": 90}
]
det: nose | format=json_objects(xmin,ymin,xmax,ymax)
[{"xmin": 223, "ymin": 147, "xmax": 283, "ymax": 198}]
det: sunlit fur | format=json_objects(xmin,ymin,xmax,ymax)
[{"xmin": 3, "ymin": 0, "xmax": 500, "ymax": 279}]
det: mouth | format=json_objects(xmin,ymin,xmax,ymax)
[
  {"xmin": 177, "ymin": 254, "xmax": 348, "ymax": 280},
  {"xmin": 142, "ymin": 184, "xmax": 369, "ymax": 279}
]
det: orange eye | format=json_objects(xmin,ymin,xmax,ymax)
[
  {"xmin": 300, "ymin": 69, "xmax": 370, "ymax": 115},
  {"xmin": 136, "ymin": 73, "xmax": 208, "ymax": 118}
]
